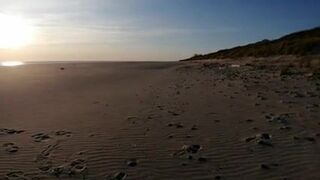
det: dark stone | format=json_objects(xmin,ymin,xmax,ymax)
[
  {"xmin": 191, "ymin": 125, "xmax": 198, "ymax": 130},
  {"xmin": 186, "ymin": 145, "xmax": 201, "ymax": 153},
  {"xmin": 279, "ymin": 126, "xmax": 291, "ymax": 130},
  {"xmin": 50, "ymin": 167, "xmax": 63, "ymax": 177},
  {"xmin": 198, "ymin": 157, "xmax": 207, "ymax": 162},
  {"xmin": 127, "ymin": 159, "xmax": 138, "ymax": 167},
  {"xmin": 168, "ymin": 122, "xmax": 183, "ymax": 128},
  {"xmin": 260, "ymin": 133, "xmax": 271, "ymax": 139},
  {"xmin": 257, "ymin": 140, "xmax": 273, "ymax": 147},
  {"xmin": 261, "ymin": 164, "xmax": 270, "ymax": 170},
  {"xmin": 176, "ymin": 123, "xmax": 184, "ymax": 128},
  {"xmin": 174, "ymin": 145, "xmax": 202, "ymax": 156},
  {"xmin": 245, "ymin": 137, "xmax": 256, "ymax": 142},
  {"xmin": 293, "ymin": 136, "xmax": 300, "ymax": 140},
  {"xmin": 304, "ymin": 137, "xmax": 316, "ymax": 142}
]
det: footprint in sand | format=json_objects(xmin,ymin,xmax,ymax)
[
  {"xmin": 5, "ymin": 171, "xmax": 28, "ymax": 180},
  {"xmin": 32, "ymin": 131, "xmax": 72, "ymax": 142},
  {"xmin": 105, "ymin": 172, "xmax": 127, "ymax": 180},
  {"xmin": 167, "ymin": 122, "xmax": 184, "ymax": 128},
  {"xmin": 37, "ymin": 141, "xmax": 88, "ymax": 178},
  {"xmin": 49, "ymin": 158, "xmax": 88, "ymax": 178},
  {"xmin": 32, "ymin": 133, "xmax": 51, "ymax": 142},
  {"xmin": 3, "ymin": 142, "xmax": 19, "ymax": 153},
  {"xmin": 55, "ymin": 130, "xmax": 72, "ymax": 137},
  {"xmin": 0, "ymin": 128, "xmax": 24, "ymax": 135}
]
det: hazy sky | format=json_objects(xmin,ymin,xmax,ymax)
[{"xmin": 0, "ymin": 0, "xmax": 319, "ymax": 61}]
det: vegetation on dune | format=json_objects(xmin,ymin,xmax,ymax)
[{"xmin": 183, "ymin": 27, "xmax": 320, "ymax": 61}]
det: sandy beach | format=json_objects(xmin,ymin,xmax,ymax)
[{"xmin": 0, "ymin": 61, "xmax": 319, "ymax": 179}]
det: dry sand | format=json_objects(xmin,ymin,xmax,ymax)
[{"xmin": 0, "ymin": 61, "xmax": 319, "ymax": 179}]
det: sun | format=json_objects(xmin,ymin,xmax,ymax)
[{"xmin": 0, "ymin": 14, "xmax": 34, "ymax": 49}]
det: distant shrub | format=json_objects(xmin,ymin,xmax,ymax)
[{"xmin": 183, "ymin": 27, "xmax": 320, "ymax": 61}]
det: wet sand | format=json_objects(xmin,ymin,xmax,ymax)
[{"xmin": 0, "ymin": 61, "xmax": 319, "ymax": 179}]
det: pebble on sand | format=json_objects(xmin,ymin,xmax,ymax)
[
  {"xmin": 245, "ymin": 133, "xmax": 273, "ymax": 146},
  {"xmin": 260, "ymin": 163, "xmax": 279, "ymax": 170},
  {"xmin": 260, "ymin": 164, "xmax": 270, "ymax": 170},
  {"xmin": 191, "ymin": 125, "xmax": 198, "ymax": 130},
  {"xmin": 198, "ymin": 157, "xmax": 207, "ymax": 162},
  {"xmin": 127, "ymin": 159, "xmax": 138, "ymax": 167},
  {"xmin": 304, "ymin": 137, "xmax": 316, "ymax": 142},
  {"xmin": 174, "ymin": 145, "xmax": 202, "ymax": 156},
  {"xmin": 246, "ymin": 119, "xmax": 254, "ymax": 123}
]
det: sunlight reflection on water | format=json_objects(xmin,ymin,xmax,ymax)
[{"xmin": 1, "ymin": 61, "xmax": 24, "ymax": 67}]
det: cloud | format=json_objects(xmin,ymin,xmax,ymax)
[
  {"xmin": 0, "ymin": 0, "xmax": 242, "ymax": 61},
  {"xmin": 1, "ymin": 0, "xmax": 239, "ymax": 46}
]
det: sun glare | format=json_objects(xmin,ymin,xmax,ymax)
[{"xmin": 0, "ymin": 14, "xmax": 34, "ymax": 49}]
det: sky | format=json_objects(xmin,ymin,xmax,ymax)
[{"xmin": 0, "ymin": 0, "xmax": 319, "ymax": 61}]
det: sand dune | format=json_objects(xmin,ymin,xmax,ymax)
[{"xmin": 0, "ymin": 61, "xmax": 319, "ymax": 179}]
